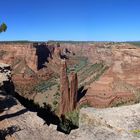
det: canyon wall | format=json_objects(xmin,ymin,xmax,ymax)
[
  {"xmin": 79, "ymin": 44, "xmax": 140, "ymax": 107},
  {"xmin": 0, "ymin": 43, "xmax": 38, "ymax": 72},
  {"xmin": 1, "ymin": 42, "xmax": 140, "ymax": 109}
]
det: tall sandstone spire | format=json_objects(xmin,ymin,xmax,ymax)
[
  {"xmin": 59, "ymin": 60, "xmax": 78, "ymax": 115},
  {"xmin": 69, "ymin": 72, "xmax": 78, "ymax": 111},
  {"xmin": 59, "ymin": 60, "xmax": 70, "ymax": 115}
]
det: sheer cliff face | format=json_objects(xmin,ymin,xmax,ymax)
[
  {"xmin": 0, "ymin": 43, "xmax": 38, "ymax": 72},
  {"xmin": 69, "ymin": 72, "xmax": 78, "ymax": 111}
]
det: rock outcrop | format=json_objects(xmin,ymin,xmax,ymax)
[
  {"xmin": 68, "ymin": 104, "xmax": 140, "ymax": 140},
  {"xmin": 1, "ymin": 95, "xmax": 140, "ymax": 140},
  {"xmin": 69, "ymin": 72, "xmax": 78, "ymax": 111},
  {"xmin": 0, "ymin": 94, "xmax": 67, "ymax": 140},
  {"xmin": 59, "ymin": 60, "xmax": 70, "ymax": 115},
  {"xmin": 0, "ymin": 43, "xmax": 38, "ymax": 72},
  {"xmin": 0, "ymin": 63, "xmax": 11, "ymax": 87},
  {"xmin": 59, "ymin": 60, "xmax": 78, "ymax": 115}
]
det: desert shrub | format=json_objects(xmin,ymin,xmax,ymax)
[
  {"xmin": 53, "ymin": 92, "xmax": 60, "ymax": 100},
  {"xmin": 58, "ymin": 110, "xmax": 79, "ymax": 134},
  {"xmin": 57, "ymin": 109, "xmax": 79, "ymax": 134},
  {"xmin": 65, "ymin": 109, "xmax": 79, "ymax": 127},
  {"xmin": 58, "ymin": 116, "xmax": 73, "ymax": 134},
  {"xmin": 53, "ymin": 100, "xmax": 58, "ymax": 106},
  {"xmin": 57, "ymin": 84, "xmax": 60, "ymax": 90},
  {"xmin": 55, "ymin": 92, "xmax": 60, "ymax": 96}
]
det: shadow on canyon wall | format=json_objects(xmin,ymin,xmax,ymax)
[
  {"xmin": 77, "ymin": 86, "xmax": 88, "ymax": 102},
  {"xmin": 34, "ymin": 43, "xmax": 52, "ymax": 70}
]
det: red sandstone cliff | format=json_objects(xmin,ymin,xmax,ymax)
[
  {"xmin": 59, "ymin": 60, "xmax": 78, "ymax": 115},
  {"xmin": 69, "ymin": 72, "xmax": 78, "ymax": 111},
  {"xmin": 0, "ymin": 43, "xmax": 38, "ymax": 72},
  {"xmin": 59, "ymin": 60, "xmax": 70, "ymax": 115}
]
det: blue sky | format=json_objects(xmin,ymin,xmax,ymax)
[{"xmin": 0, "ymin": 0, "xmax": 140, "ymax": 41}]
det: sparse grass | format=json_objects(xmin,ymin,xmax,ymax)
[
  {"xmin": 128, "ymin": 42, "xmax": 140, "ymax": 47},
  {"xmin": 79, "ymin": 63, "xmax": 104, "ymax": 83},
  {"xmin": 33, "ymin": 80, "xmax": 57, "ymax": 93},
  {"xmin": 130, "ymin": 129, "xmax": 140, "ymax": 133},
  {"xmin": 130, "ymin": 129, "xmax": 140, "ymax": 138},
  {"xmin": 112, "ymin": 100, "xmax": 127, "ymax": 107},
  {"xmin": 67, "ymin": 56, "xmax": 88, "ymax": 74},
  {"xmin": 0, "ymin": 50, "xmax": 6, "ymax": 58},
  {"xmin": 80, "ymin": 103, "xmax": 91, "ymax": 108},
  {"xmin": 79, "ymin": 63, "xmax": 109, "ymax": 87}
]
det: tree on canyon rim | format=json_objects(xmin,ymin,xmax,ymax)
[{"xmin": 0, "ymin": 22, "xmax": 7, "ymax": 33}]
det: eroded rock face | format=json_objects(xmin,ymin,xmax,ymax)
[
  {"xmin": 0, "ymin": 43, "xmax": 57, "ymax": 99},
  {"xmin": 69, "ymin": 72, "xmax": 78, "ymax": 111},
  {"xmin": 59, "ymin": 60, "xmax": 78, "ymax": 115},
  {"xmin": 0, "ymin": 63, "xmax": 11, "ymax": 87},
  {"xmin": 78, "ymin": 44, "xmax": 140, "ymax": 108},
  {"xmin": 0, "ymin": 43, "xmax": 38, "ymax": 72},
  {"xmin": 59, "ymin": 60, "xmax": 70, "ymax": 115}
]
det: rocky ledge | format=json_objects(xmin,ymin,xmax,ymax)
[
  {"xmin": 0, "ymin": 63, "xmax": 11, "ymax": 87},
  {"xmin": 72, "ymin": 104, "xmax": 140, "ymax": 140},
  {"xmin": 0, "ymin": 95, "xmax": 67, "ymax": 140}
]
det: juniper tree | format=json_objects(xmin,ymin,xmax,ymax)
[{"xmin": 0, "ymin": 22, "xmax": 7, "ymax": 33}]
